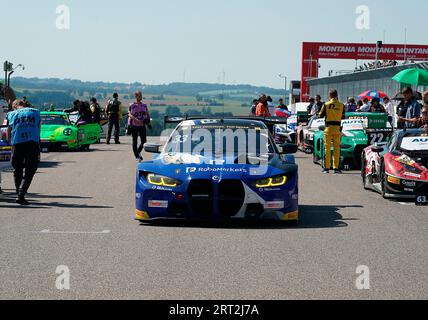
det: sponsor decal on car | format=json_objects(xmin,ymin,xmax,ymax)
[
  {"xmin": 264, "ymin": 201, "xmax": 285, "ymax": 210},
  {"xmin": 387, "ymin": 176, "xmax": 401, "ymax": 185},
  {"xmin": 402, "ymin": 180, "xmax": 417, "ymax": 188},
  {"xmin": 186, "ymin": 167, "xmax": 248, "ymax": 174},
  {"xmin": 401, "ymin": 137, "xmax": 428, "ymax": 151},
  {"xmin": 151, "ymin": 186, "xmax": 174, "ymax": 191},
  {"xmin": 403, "ymin": 172, "xmax": 422, "ymax": 179},
  {"xmin": 148, "ymin": 200, "xmax": 169, "ymax": 208},
  {"xmin": 395, "ymin": 155, "xmax": 416, "ymax": 166}
]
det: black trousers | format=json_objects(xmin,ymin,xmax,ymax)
[
  {"xmin": 11, "ymin": 141, "xmax": 40, "ymax": 197},
  {"xmin": 131, "ymin": 126, "xmax": 147, "ymax": 158},
  {"xmin": 107, "ymin": 116, "xmax": 120, "ymax": 143}
]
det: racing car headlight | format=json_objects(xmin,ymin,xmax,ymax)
[
  {"xmin": 63, "ymin": 128, "xmax": 73, "ymax": 136},
  {"xmin": 254, "ymin": 175, "xmax": 287, "ymax": 188},
  {"xmin": 146, "ymin": 173, "xmax": 182, "ymax": 187}
]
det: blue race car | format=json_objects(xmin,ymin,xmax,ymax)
[{"xmin": 135, "ymin": 117, "xmax": 299, "ymax": 222}]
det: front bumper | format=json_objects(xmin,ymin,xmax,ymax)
[
  {"xmin": 40, "ymin": 139, "xmax": 77, "ymax": 150},
  {"xmin": 384, "ymin": 174, "xmax": 428, "ymax": 199},
  {"xmin": 135, "ymin": 178, "xmax": 299, "ymax": 221}
]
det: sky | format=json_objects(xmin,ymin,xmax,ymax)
[{"xmin": 1, "ymin": 0, "xmax": 428, "ymax": 88}]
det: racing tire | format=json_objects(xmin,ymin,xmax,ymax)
[
  {"xmin": 313, "ymin": 152, "xmax": 319, "ymax": 165},
  {"xmin": 380, "ymin": 162, "xmax": 387, "ymax": 199},
  {"xmin": 361, "ymin": 154, "xmax": 369, "ymax": 190}
]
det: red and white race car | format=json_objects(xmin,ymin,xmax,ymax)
[{"xmin": 361, "ymin": 129, "xmax": 428, "ymax": 205}]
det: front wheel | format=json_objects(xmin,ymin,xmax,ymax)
[
  {"xmin": 361, "ymin": 154, "xmax": 369, "ymax": 190},
  {"xmin": 380, "ymin": 163, "xmax": 387, "ymax": 199},
  {"xmin": 313, "ymin": 152, "xmax": 320, "ymax": 164}
]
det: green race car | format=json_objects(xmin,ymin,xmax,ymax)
[
  {"xmin": 40, "ymin": 111, "xmax": 101, "ymax": 151},
  {"xmin": 312, "ymin": 112, "xmax": 393, "ymax": 170}
]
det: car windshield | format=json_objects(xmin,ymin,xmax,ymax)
[
  {"xmin": 41, "ymin": 115, "xmax": 69, "ymax": 126},
  {"xmin": 398, "ymin": 132, "xmax": 428, "ymax": 153},
  {"xmin": 164, "ymin": 122, "xmax": 275, "ymax": 157},
  {"xmin": 309, "ymin": 118, "xmax": 325, "ymax": 129}
]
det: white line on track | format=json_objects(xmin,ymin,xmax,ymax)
[{"xmin": 35, "ymin": 230, "xmax": 111, "ymax": 234}]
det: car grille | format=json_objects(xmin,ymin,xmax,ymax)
[
  {"xmin": 187, "ymin": 180, "xmax": 214, "ymax": 217},
  {"xmin": 187, "ymin": 179, "xmax": 245, "ymax": 218},
  {"xmin": 218, "ymin": 180, "xmax": 245, "ymax": 217}
]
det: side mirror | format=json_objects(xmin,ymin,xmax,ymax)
[
  {"xmin": 280, "ymin": 143, "xmax": 298, "ymax": 154},
  {"xmin": 371, "ymin": 145, "xmax": 384, "ymax": 153},
  {"xmin": 144, "ymin": 143, "xmax": 162, "ymax": 154}
]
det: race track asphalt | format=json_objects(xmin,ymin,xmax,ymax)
[{"xmin": 0, "ymin": 137, "xmax": 427, "ymax": 300}]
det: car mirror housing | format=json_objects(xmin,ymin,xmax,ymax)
[
  {"xmin": 144, "ymin": 143, "xmax": 162, "ymax": 154},
  {"xmin": 280, "ymin": 143, "xmax": 298, "ymax": 154}
]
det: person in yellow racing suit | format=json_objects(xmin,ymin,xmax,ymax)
[{"xmin": 318, "ymin": 89, "xmax": 345, "ymax": 174}]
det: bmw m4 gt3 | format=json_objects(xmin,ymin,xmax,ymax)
[{"xmin": 135, "ymin": 117, "xmax": 299, "ymax": 222}]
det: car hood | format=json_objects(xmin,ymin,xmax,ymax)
[
  {"xmin": 41, "ymin": 125, "xmax": 68, "ymax": 132},
  {"xmin": 139, "ymin": 152, "xmax": 297, "ymax": 181},
  {"xmin": 384, "ymin": 152, "xmax": 428, "ymax": 181}
]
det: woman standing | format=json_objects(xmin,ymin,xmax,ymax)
[{"xmin": 128, "ymin": 91, "xmax": 152, "ymax": 162}]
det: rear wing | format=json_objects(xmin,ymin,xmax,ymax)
[
  {"xmin": 164, "ymin": 115, "xmax": 292, "ymax": 128},
  {"xmin": 346, "ymin": 112, "xmax": 390, "ymax": 130}
]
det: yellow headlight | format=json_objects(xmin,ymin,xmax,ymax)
[
  {"xmin": 147, "ymin": 174, "xmax": 180, "ymax": 187},
  {"xmin": 255, "ymin": 176, "xmax": 287, "ymax": 188},
  {"xmin": 271, "ymin": 176, "xmax": 287, "ymax": 187}
]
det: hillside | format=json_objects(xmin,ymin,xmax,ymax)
[{"xmin": 10, "ymin": 77, "xmax": 287, "ymax": 108}]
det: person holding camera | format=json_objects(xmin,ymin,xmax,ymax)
[{"xmin": 128, "ymin": 91, "xmax": 152, "ymax": 162}]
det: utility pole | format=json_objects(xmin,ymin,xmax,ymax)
[
  {"xmin": 279, "ymin": 74, "xmax": 287, "ymax": 102},
  {"xmin": 3, "ymin": 61, "xmax": 24, "ymax": 87},
  {"xmin": 375, "ymin": 41, "xmax": 382, "ymax": 70}
]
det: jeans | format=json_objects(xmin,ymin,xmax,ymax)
[
  {"xmin": 107, "ymin": 116, "xmax": 120, "ymax": 143},
  {"xmin": 131, "ymin": 126, "xmax": 147, "ymax": 158},
  {"xmin": 11, "ymin": 141, "xmax": 40, "ymax": 197}
]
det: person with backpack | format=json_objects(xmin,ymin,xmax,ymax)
[{"xmin": 105, "ymin": 93, "xmax": 123, "ymax": 144}]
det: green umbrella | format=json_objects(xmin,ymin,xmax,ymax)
[{"xmin": 392, "ymin": 68, "xmax": 428, "ymax": 86}]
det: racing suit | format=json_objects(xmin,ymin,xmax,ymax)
[{"xmin": 318, "ymin": 98, "xmax": 345, "ymax": 170}]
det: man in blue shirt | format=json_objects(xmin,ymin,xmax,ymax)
[
  {"xmin": 398, "ymin": 87, "xmax": 421, "ymax": 128},
  {"xmin": 6, "ymin": 100, "xmax": 40, "ymax": 205}
]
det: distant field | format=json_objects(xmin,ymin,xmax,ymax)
[
  {"xmin": 11, "ymin": 89, "xmax": 251, "ymax": 116},
  {"xmin": 148, "ymin": 104, "xmax": 249, "ymax": 116}
]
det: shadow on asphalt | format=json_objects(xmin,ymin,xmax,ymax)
[
  {"xmin": 139, "ymin": 204, "xmax": 362, "ymax": 230},
  {"xmin": 298, "ymin": 204, "xmax": 361, "ymax": 229},
  {"xmin": 28, "ymin": 193, "xmax": 92, "ymax": 200},
  {"xmin": 38, "ymin": 160, "xmax": 76, "ymax": 169},
  {"xmin": 0, "ymin": 192, "xmax": 112, "ymax": 210}
]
